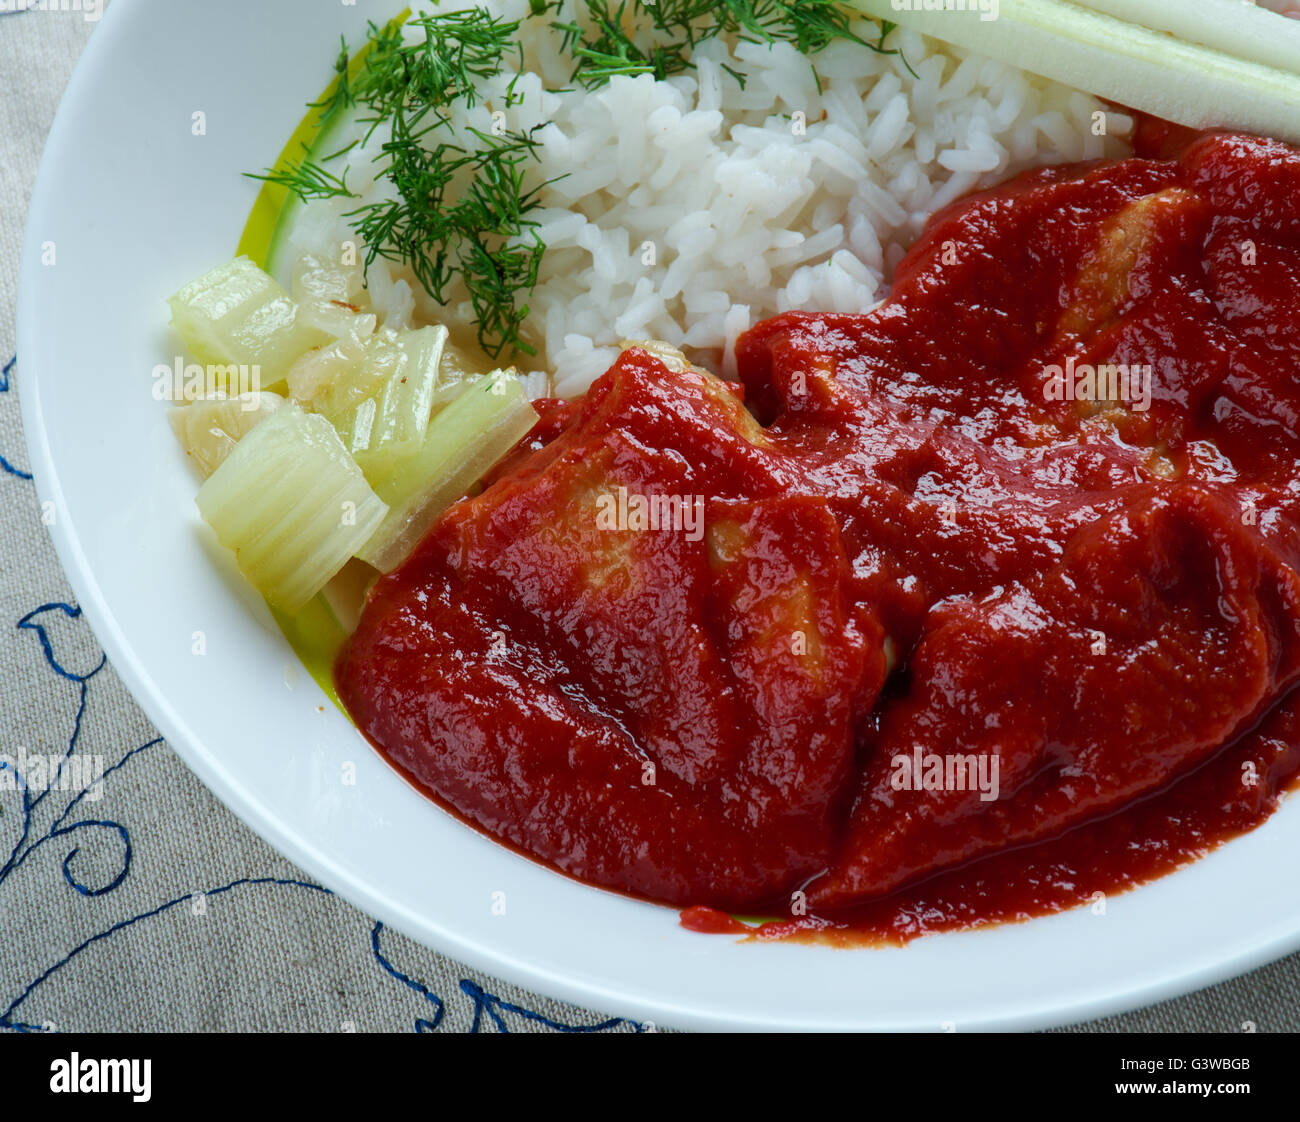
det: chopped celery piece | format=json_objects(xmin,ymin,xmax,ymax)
[
  {"xmin": 168, "ymin": 391, "xmax": 287, "ymax": 478},
  {"xmin": 288, "ymin": 330, "xmax": 407, "ymax": 426},
  {"xmin": 196, "ymin": 403, "xmax": 388, "ymax": 612},
  {"xmin": 428, "ymin": 338, "xmax": 485, "ymax": 414},
  {"xmin": 320, "ymin": 560, "xmax": 377, "ymax": 635},
  {"xmin": 292, "ymin": 254, "xmax": 377, "ymax": 342},
  {"xmin": 346, "ymin": 325, "xmax": 448, "ymax": 476},
  {"xmin": 168, "ymin": 256, "xmax": 328, "ymax": 387},
  {"xmin": 439, "ymin": 337, "xmax": 486, "ymax": 383},
  {"xmin": 291, "ymin": 253, "xmax": 364, "ymax": 305},
  {"xmin": 290, "ymin": 326, "xmax": 450, "ymax": 474},
  {"xmin": 286, "ymin": 336, "xmax": 375, "ymax": 415},
  {"xmin": 357, "ymin": 370, "xmax": 539, "ymax": 572},
  {"xmin": 296, "ymin": 299, "xmax": 378, "ymax": 343}
]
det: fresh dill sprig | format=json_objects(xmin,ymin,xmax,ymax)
[
  {"xmin": 250, "ymin": 11, "xmax": 543, "ymax": 358},
  {"xmin": 550, "ymin": 1, "xmax": 685, "ymax": 87},
  {"xmin": 546, "ymin": 0, "xmax": 902, "ymax": 89},
  {"xmin": 249, "ymin": 3, "xmax": 906, "ymax": 358},
  {"xmin": 350, "ymin": 117, "xmax": 550, "ymax": 358},
  {"xmin": 252, "ymin": 158, "xmax": 354, "ymax": 202},
  {"xmin": 313, "ymin": 36, "xmax": 356, "ymax": 128},
  {"xmin": 348, "ymin": 10, "xmax": 524, "ymax": 136}
]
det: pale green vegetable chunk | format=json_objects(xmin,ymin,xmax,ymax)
[
  {"xmin": 291, "ymin": 325, "xmax": 458, "ymax": 478},
  {"xmin": 196, "ymin": 403, "xmax": 388, "ymax": 612},
  {"xmin": 357, "ymin": 370, "xmax": 539, "ymax": 572},
  {"xmin": 168, "ymin": 257, "xmax": 328, "ymax": 387},
  {"xmin": 285, "ymin": 335, "xmax": 379, "ymax": 417},
  {"xmin": 1079, "ymin": 0, "xmax": 1300, "ymax": 77},
  {"xmin": 168, "ymin": 391, "xmax": 286, "ymax": 478},
  {"xmin": 345, "ymin": 325, "xmax": 448, "ymax": 477},
  {"xmin": 852, "ymin": 0, "xmax": 1300, "ymax": 143},
  {"xmin": 428, "ymin": 336, "xmax": 487, "ymax": 412},
  {"xmin": 291, "ymin": 252, "xmax": 364, "ymax": 305},
  {"xmin": 291, "ymin": 253, "xmax": 377, "ymax": 342},
  {"xmin": 295, "ymin": 299, "xmax": 378, "ymax": 343}
]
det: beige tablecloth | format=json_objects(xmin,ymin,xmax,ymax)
[{"xmin": 1, "ymin": 1, "xmax": 1296, "ymax": 1034}]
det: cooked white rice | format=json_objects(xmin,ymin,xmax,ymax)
[{"xmin": 284, "ymin": 0, "xmax": 1133, "ymax": 397}]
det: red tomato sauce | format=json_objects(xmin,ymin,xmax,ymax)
[{"xmin": 337, "ymin": 125, "xmax": 1300, "ymax": 943}]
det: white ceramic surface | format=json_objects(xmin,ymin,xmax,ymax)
[{"xmin": 18, "ymin": 0, "xmax": 1300, "ymax": 1030}]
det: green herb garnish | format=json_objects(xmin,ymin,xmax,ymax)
[
  {"xmin": 251, "ymin": 3, "xmax": 903, "ymax": 359},
  {"xmin": 546, "ymin": 1, "xmax": 902, "ymax": 89},
  {"xmin": 352, "ymin": 118, "xmax": 549, "ymax": 359},
  {"xmin": 252, "ymin": 11, "xmax": 545, "ymax": 358}
]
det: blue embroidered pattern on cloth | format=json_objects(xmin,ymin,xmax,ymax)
[
  {"xmin": 0, "ymin": 1, "xmax": 652, "ymax": 1035},
  {"xmin": 0, "ymin": 357, "xmax": 31, "ymax": 480},
  {"xmin": 0, "ymin": 358, "xmax": 641, "ymax": 1033}
]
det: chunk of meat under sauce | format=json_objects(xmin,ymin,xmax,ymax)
[{"xmin": 337, "ymin": 127, "xmax": 1300, "ymax": 936}]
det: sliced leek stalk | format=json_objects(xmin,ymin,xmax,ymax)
[
  {"xmin": 1078, "ymin": 0, "xmax": 1300, "ymax": 77},
  {"xmin": 852, "ymin": 0, "xmax": 1300, "ymax": 143}
]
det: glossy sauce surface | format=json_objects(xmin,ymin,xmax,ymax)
[{"xmin": 338, "ymin": 126, "xmax": 1300, "ymax": 940}]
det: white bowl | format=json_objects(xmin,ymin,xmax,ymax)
[{"xmin": 19, "ymin": 0, "xmax": 1300, "ymax": 1030}]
